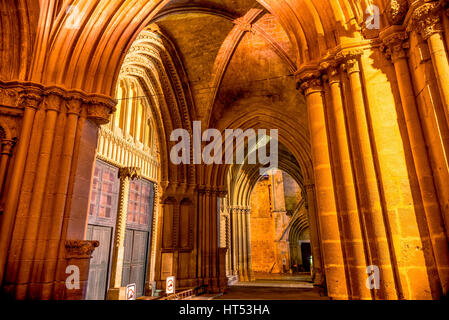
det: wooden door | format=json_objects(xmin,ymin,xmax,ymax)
[
  {"xmin": 85, "ymin": 160, "xmax": 120, "ymax": 300},
  {"xmin": 121, "ymin": 179, "xmax": 154, "ymax": 298},
  {"xmin": 86, "ymin": 225, "xmax": 113, "ymax": 300},
  {"xmin": 122, "ymin": 230, "xmax": 149, "ymax": 297}
]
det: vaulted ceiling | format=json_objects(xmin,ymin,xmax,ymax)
[{"xmin": 151, "ymin": 0, "xmax": 311, "ymax": 184}]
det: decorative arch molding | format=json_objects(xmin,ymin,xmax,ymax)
[
  {"xmin": 202, "ymin": 104, "xmax": 313, "ymax": 191},
  {"xmin": 0, "ymin": 0, "xmax": 379, "ymax": 98},
  {"xmin": 117, "ymin": 26, "xmax": 196, "ymax": 189}
]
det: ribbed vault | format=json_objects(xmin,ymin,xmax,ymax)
[{"xmin": 1, "ymin": 0, "xmax": 385, "ymax": 98}]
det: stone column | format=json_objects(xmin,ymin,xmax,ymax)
[
  {"xmin": 297, "ymin": 69, "xmax": 349, "ymax": 300},
  {"xmin": 321, "ymin": 61, "xmax": 372, "ymax": 299},
  {"xmin": 245, "ymin": 208, "xmax": 254, "ymax": 281},
  {"xmin": 0, "ymin": 89, "xmax": 42, "ymax": 288},
  {"xmin": 14, "ymin": 91, "xmax": 62, "ymax": 298},
  {"xmin": 381, "ymin": 27, "xmax": 449, "ymax": 294},
  {"xmin": 107, "ymin": 167, "xmax": 140, "ymax": 300},
  {"xmin": 304, "ymin": 182, "xmax": 324, "ymax": 286},
  {"xmin": 209, "ymin": 188, "xmax": 219, "ymax": 292},
  {"xmin": 0, "ymin": 138, "xmax": 16, "ymax": 196},
  {"xmin": 237, "ymin": 207, "xmax": 246, "ymax": 281},
  {"xmin": 337, "ymin": 51, "xmax": 398, "ymax": 299},
  {"xmin": 241, "ymin": 207, "xmax": 248, "ymax": 282},
  {"xmin": 411, "ymin": 2, "xmax": 449, "ymax": 128},
  {"xmin": 0, "ymin": 82, "xmax": 116, "ymax": 299},
  {"xmin": 231, "ymin": 207, "xmax": 239, "ymax": 277},
  {"xmin": 146, "ymin": 183, "xmax": 160, "ymax": 292}
]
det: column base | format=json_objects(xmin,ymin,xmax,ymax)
[{"xmin": 107, "ymin": 287, "xmax": 127, "ymax": 300}]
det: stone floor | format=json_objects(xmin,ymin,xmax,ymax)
[
  {"xmin": 242, "ymin": 272, "xmax": 314, "ymax": 288},
  {"xmin": 213, "ymin": 286, "xmax": 328, "ymax": 300},
  {"xmin": 192, "ymin": 273, "xmax": 328, "ymax": 300}
]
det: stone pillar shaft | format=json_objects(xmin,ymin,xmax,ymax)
[
  {"xmin": 298, "ymin": 70, "xmax": 349, "ymax": 299},
  {"xmin": 0, "ymin": 83, "xmax": 115, "ymax": 299},
  {"xmin": 340, "ymin": 53, "xmax": 398, "ymax": 299},
  {"xmin": 245, "ymin": 209, "xmax": 253, "ymax": 281},
  {"xmin": 304, "ymin": 183, "xmax": 324, "ymax": 286},
  {"xmin": 231, "ymin": 208, "xmax": 238, "ymax": 276},
  {"xmin": 411, "ymin": 2, "xmax": 449, "ymax": 130},
  {"xmin": 0, "ymin": 139, "xmax": 15, "ymax": 196},
  {"xmin": 325, "ymin": 64, "xmax": 372, "ymax": 299},
  {"xmin": 0, "ymin": 94, "xmax": 40, "ymax": 288},
  {"xmin": 381, "ymin": 27, "xmax": 449, "ymax": 295},
  {"xmin": 107, "ymin": 167, "xmax": 139, "ymax": 298}
]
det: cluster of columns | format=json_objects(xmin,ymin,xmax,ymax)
[
  {"xmin": 0, "ymin": 82, "xmax": 115, "ymax": 299},
  {"xmin": 228, "ymin": 206, "xmax": 253, "ymax": 282},
  {"xmin": 297, "ymin": 0, "xmax": 449, "ymax": 297},
  {"xmin": 194, "ymin": 187, "xmax": 228, "ymax": 292}
]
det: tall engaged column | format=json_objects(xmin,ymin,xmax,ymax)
[
  {"xmin": 337, "ymin": 51, "xmax": 398, "ymax": 299},
  {"xmin": 411, "ymin": 2, "xmax": 449, "ymax": 128},
  {"xmin": 381, "ymin": 27, "xmax": 449, "ymax": 295},
  {"xmin": 304, "ymin": 182, "xmax": 324, "ymax": 287},
  {"xmin": 108, "ymin": 167, "xmax": 141, "ymax": 300},
  {"xmin": 0, "ymin": 90, "xmax": 41, "ymax": 288},
  {"xmin": 322, "ymin": 62, "xmax": 371, "ymax": 299},
  {"xmin": 245, "ymin": 208, "xmax": 254, "ymax": 281},
  {"xmin": 297, "ymin": 69, "xmax": 349, "ymax": 300},
  {"xmin": 0, "ymin": 139, "xmax": 16, "ymax": 196}
]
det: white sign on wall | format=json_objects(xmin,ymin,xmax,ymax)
[
  {"xmin": 166, "ymin": 276, "xmax": 176, "ymax": 295},
  {"xmin": 126, "ymin": 283, "xmax": 137, "ymax": 300}
]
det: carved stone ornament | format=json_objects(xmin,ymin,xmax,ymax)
[
  {"xmin": 119, "ymin": 167, "xmax": 141, "ymax": 180},
  {"xmin": 18, "ymin": 89, "xmax": 44, "ymax": 110},
  {"xmin": 0, "ymin": 87, "xmax": 20, "ymax": 108},
  {"xmin": 381, "ymin": 31, "xmax": 410, "ymax": 62},
  {"xmin": 410, "ymin": 2, "xmax": 443, "ymax": 40},
  {"xmin": 386, "ymin": 0, "xmax": 409, "ymax": 25},
  {"xmin": 87, "ymin": 99, "xmax": 117, "ymax": 126},
  {"xmin": 65, "ymin": 240, "xmax": 99, "ymax": 259},
  {"xmin": 296, "ymin": 70, "xmax": 323, "ymax": 95},
  {"xmin": 335, "ymin": 49, "xmax": 363, "ymax": 73},
  {"xmin": 0, "ymin": 81, "xmax": 117, "ymax": 125}
]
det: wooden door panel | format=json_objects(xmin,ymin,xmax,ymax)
[
  {"xmin": 86, "ymin": 225, "xmax": 112, "ymax": 300},
  {"xmin": 122, "ymin": 230, "xmax": 149, "ymax": 297},
  {"xmin": 121, "ymin": 229, "xmax": 133, "ymax": 287}
]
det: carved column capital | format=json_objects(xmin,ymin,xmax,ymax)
[
  {"xmin": 1, "ymin": 138, "xmax": 17, "ymax": 156},
  {"xmin": 336, "ymin": 49, "xmax": 363, "ymax": 74},
  {"xmin": 410, "ymin": 2, "xmax": 443, "ymax": 40},
  {"xmin": 65, "ymin": 97, "xmax": 84, "ymax": 116},
  {"xmin": 65, "ymin": 240, "xmax": 99, "ymax": 259},
  {"xmin": 119, "ymin": 167, "xmax": 141, "ymax": 180},
  {"xmin": 320, "ymin": 60, "xmax": 341, "ymax": 84},
  {"xmin": 43, "ymin": 89, "xmax": 65, "ymax": 112},
  {"xmin": 0, "ymin": 85, "xmax": 21, "ymax": 107},
  {"xmin": 18, "ymin": 89, "xmax": 44, "ymax": 110},
  {"xmin": 296, "ymin": 69, "xmax": 323, "ymax": 95},
  {"xmin": 86, "ymin": 98, "xmax": 116, "ymax": 125},
  {"xmin": 381, "ymin": 30, "xmax": 410, "ymax": 62},
  {"xmin": 217, "ymin": 188, "xmax": 228, "ymax": 198}
]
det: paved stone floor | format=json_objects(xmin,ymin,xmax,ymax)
[
  {"xmin": 238, "ymin": 272, "xmax": 313, "ymax": 288},
  {"xmin": 213, "ymin": 286, "xmax": 328, "ymax": 300},
  {"xmin": 191, "ymin": 273, "xmax": 328, "ymax": 300}
]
